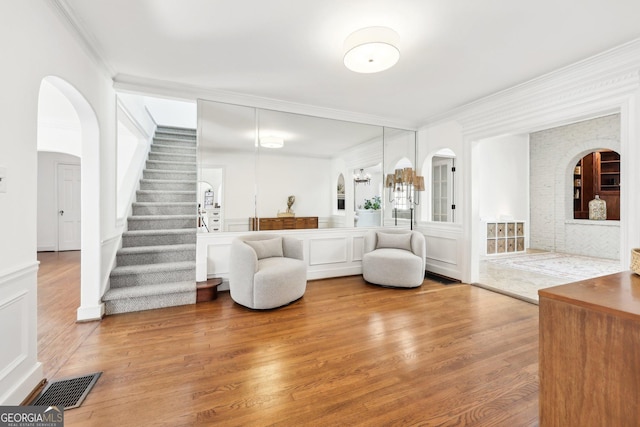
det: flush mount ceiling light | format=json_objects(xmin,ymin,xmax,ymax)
[
  {"xmin": 260, "ymin": 136, "xmax": 284, "ymax": 149},
  {"xmin": 343, "ymin": 26, "xmax": 400, "ymax": 74}
]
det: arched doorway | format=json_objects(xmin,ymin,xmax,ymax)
[{"xmin": 38, "ymin": 76, "xmax": 101, "ymax": 321}]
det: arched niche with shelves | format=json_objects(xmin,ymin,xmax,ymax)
[{"xmin": 572, "ymin": 150, "xmax": 620, "ymax": 220}]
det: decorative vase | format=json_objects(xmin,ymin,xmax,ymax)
[{"xmin": 588, "ymin": 195, "xmax": 606, "ymax": 220}]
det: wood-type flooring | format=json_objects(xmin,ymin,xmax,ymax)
[{"xmin": 37, "ymin": 251, "xmax": 539, "ymax": 426}]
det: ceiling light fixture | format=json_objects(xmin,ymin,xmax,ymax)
[
  {"xmin": 354, "ymin": 168, "xmax": 371, "ymax": 185},
  {"xmin": 260, "ymin": 136, "xmax": 284, "ymax": 149},
  {"xmin": 343, "ymin": 26, "xmax": 400, "ymax": 74}
]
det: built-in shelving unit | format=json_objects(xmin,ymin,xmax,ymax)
[
  {"xmin": 483, "ymin": 221, "xmax": 525, "ymax": 255},
  {"xmin": 572, "ymin": 150, "xmax": 620, "ymax": 220}
]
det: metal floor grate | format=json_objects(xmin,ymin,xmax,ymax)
[{"xmin": 30, "ymin": 372, "xmax": 102, "ymax": 409}]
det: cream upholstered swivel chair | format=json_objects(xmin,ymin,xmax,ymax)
[
  {"xmin": 229, "ymin": 234, "xmax": 307, "ymax": 309},
  {"xmin": 362, "ymin": 229, "xmax": 426, "ymax": 288}
]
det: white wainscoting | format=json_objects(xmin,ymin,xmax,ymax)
[
  {"xmin": 196, "ymin": 228, "xmax": 372, "ymax": 289},
  {"xmin": 417, "ymin": 223, "xmax": 464, "ymax": 281},
  {"xmin": 0, "ymin": 262, "xmax": 43, "ymax": 405}
]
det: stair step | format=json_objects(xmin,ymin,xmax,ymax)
[
  {"xmin": 127, "ymin": 214, "xmax": 196, "ymax": 230},
  {"xmin": 109, "ymin": 261, "xmax": 195, "ymax": 288},
  {"xmin": 150, "ymin": 144, "xmax": 196, "ymax": 155},
  {"xmin": 103, "ymin": 281, "xmax": 197, "ymax": 300},
  {"xmin": 156, "ymin": 126, "xmax": 196, "ymax": 137},
  {"xmin": 122, "ymin": 228, "xmax": 196, "ymax": 247},
  {"xmin": 152, "ymin": 136, "xmax": 196, "ymax": 147},
  {"xmin": 116, "ymin": 244, "xmax": 196, "ymax": 266},
  {"xmin": 139, "ymin": 179, "xmax": 196, "ymax": 191},
  {"xmin": 136, "ymin": 190, "xmax": 196, "ymax": 203},
  {"xmin": 148, "ymin": 152, "xmax": 196, "ymax": 162},
  {"xmin": 103, "ymin": 282, "xmax": 196, "ymax": 315},
  {"xmin": 146, "ymin": 159, "xmax": 196, "ymax": 171},
  {"xmin": 143, "ymin": 170, "xmax": 196, "ymax": 181},
  {"xmin": 132, "ymin": 202, "xmax": 197, "ymax": 216}
]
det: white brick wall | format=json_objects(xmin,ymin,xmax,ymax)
[{"xmin": 529, "ymin": 114, "xmax": 620, "ymax": 259}]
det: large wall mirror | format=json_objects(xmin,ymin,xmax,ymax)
[
  {"xmin": 197, "ymin": 99, "xmax": 415, "ymax": 232},
  {"xmin": 383, "ymin": 127, "xmax": 418, "ymax": 228}
]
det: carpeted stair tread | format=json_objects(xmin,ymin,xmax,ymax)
[
  {"xmin": 151, "ymin": 143, "xmax": 196, "ymax": 153},
  {"xmin": 148, "ymin": 152, "xmax": 196, "ymax": 162},
  {"xmin": 143, "ymin": 170, "xmax": 196, "ymax": 179},
  {"xmin": 110, "ymin": 261, "xmax": 195, "ymax": 276},
  {"xmin": 153, "ymin": 137, "xmax": 196, "ymax": 145},
  {"xmin": 127, "ymin": 214, "xmax": 197, "ymax": 220},
  {"xmin": 131, "ymin": 202, "xmax": 197, "ymax": 216},
  {"xmin": 135, "ymin": 190, "xmax": 197, "ymax": 196},
  {"xmin": 146, "ymin": 160, "xmax": 196, "ymax": 171},
  {"xmin": 139, "ymin": 179, "xmax": 197, "ymax": 185},
  {"xmin": 123, "ymin": 228, "xmax": 197, "ymax": 236},
  {"xmin": 103, "ymin": 281, "xmax": 196, "ymax": 301},
  {"xmin": 121, "ymin": 230, "xmax": 196, "ymax": 248},
  {"xmin": 117, "ymin": 243, "xmax": 195, "ymax": 255},
  {"xmin": 135, "ymin": 190, "xmax": 197, "ymax": 202}
]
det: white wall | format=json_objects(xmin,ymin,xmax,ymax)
[
  {"xmin": 256, "ymin": 153, "xmax": 333, "ymax": 219},
  {"xmin": 37, "ymin": 152, "xmax": 81, "ymax": 251},
  {"xmin": 476, "ymin": 134, "xmax": 529, "ymax": 222},
  {"xmin": 143, "ymin": 96, "xmax": 197, "ymax": 128},
  {"xmin": 37, "ymin": 79, "xmax": 82, "ymax": 157},
  {"xmin": 0, "ymin": 1, "xmax": 116, "ymax": 404}
]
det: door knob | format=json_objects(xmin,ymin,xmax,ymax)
[{"xmin": 59, "ymin": 210, "xmax": 64, "ymax": 216}]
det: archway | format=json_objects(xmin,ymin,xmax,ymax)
[{"xmin": 38, "ymin": 76, "xmax": 101, "ymax": 321}]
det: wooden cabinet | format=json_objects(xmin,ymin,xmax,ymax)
[
  {"xmin": 573, "ymin": 150, "xmax": 620, "ymax": 220},
  {"xmin": 249, "ymin": 217, "xmax": 318, "ymax": 231},
  {"xmin": 539, "ymin": 272, "xmax": 640, "ymax": 426}
]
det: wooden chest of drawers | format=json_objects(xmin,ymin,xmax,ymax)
[{"xmin": 249, "ymin": 217, "xmax": 318, "ymax": 231}]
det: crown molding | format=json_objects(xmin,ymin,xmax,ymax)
[
  {"xmin": 113, "ymin": 74, "xmax": 418, "ymax": 131},
  {"xmin": 46, "ymin": 0, "xmax": 115, "ymax": 78},
  {"xmin": 423, "ymin": 38, "xmax": 640, "ymax": 139}
]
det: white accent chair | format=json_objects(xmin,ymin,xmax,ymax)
[
  {"xmin": 229, "ymin": 234, "xmax": 307, "ymax": 309},
  {"xmin": 362, "ymin": 229, "xmax": 426, "ymax": 288}
]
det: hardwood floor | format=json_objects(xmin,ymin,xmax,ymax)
[{"xmin": 37, "ymin": 251, "xmax": 540, "ymax": 426}]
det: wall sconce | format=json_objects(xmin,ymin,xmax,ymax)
[{"xmin": 386, "ymin": 167, "xmax": 425, "ymax": 229}]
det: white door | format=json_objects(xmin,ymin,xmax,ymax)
[{"xmin": 57, "ymin": 163, "xmax": 81, "ymax": 251}]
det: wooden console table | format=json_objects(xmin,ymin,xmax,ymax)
[
  {"xmin": 249, "ymin": 216, "xmax": 318, "ymax": 231},
  {"xmin": 538, "ymin": 271, "xmax": 640, "ymax": 426}
]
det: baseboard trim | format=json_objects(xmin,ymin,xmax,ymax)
[
  {"xmin": 0, "ymin": 362, "xmax": 43, "ymax": 406},
  {"xmin": 76, "ymin": 303, "xmax": 105, "ymax": 322}
]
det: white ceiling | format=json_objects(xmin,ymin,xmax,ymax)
[{"xmin": 60, "ymin": 0, "xmax": 640, "ymax": 128}]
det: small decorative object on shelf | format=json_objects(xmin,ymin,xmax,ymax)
[
  {"xmin": 278, "ymin": 195, "xmax": 296, "ymax": 218},
  {"xmin": 588, "ymin": 194, "xmax": 606, "ymax": 220},
  {"xmin": 631, "ymin": 248, "xmax": 640, "ymax": 276}
]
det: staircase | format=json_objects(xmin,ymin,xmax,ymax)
[{"xmin": 103, "ymin": 126, "xmax": 198, "ymax": 315}]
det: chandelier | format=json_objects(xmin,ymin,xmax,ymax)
[{"xmin": 353, "ymin": 168, "xmax": 371, "ymax": 185}]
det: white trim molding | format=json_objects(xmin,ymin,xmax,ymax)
[{"xmin": 0, "ymin": 262, "xmax": 43, "ymax": 405}]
